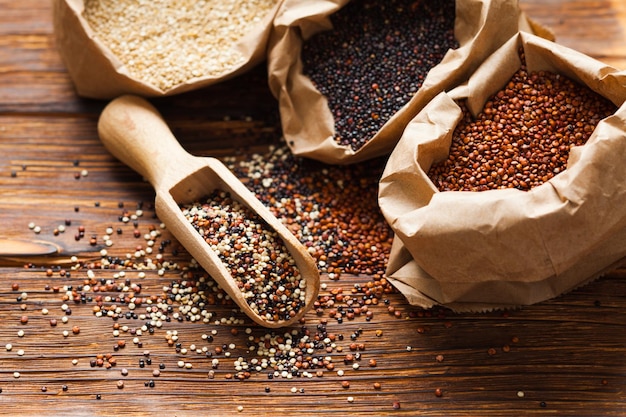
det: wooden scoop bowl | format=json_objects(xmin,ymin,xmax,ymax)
[{"xmin": 97, "ymin": 95, "xmax": 320, "ymax": 328}]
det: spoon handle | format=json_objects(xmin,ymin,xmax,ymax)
[
  {"xmin": 0, "ymin": 238, "xmax": 59, "ymax": 256},
  {"xmin": 97, "ymin": 95, "xmax": 203, "ymax": 192}
]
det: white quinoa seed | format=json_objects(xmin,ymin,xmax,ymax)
[{"xmin": 82, "ymin": 0, "xmax": 279, "ymax": 91}]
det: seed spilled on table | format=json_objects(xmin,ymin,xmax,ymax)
[
  {"xmin": 9, "ymin": 146, "xmax": 467, "ymax": 403},
  {"xmin": 225, "ymin": 145, "xmax": 393, "ymax": 280},
  {"xmin": 180, "ymin": 190, "xmax": 307, "ymax": 323},
  {"xmin": 301, "ymin": 0, "xmax": 458, "ymax": 151}
]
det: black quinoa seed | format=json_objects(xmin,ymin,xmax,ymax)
[{"xmin": 301, "ymin": 0, "xmax": 458, "ymax": 151}]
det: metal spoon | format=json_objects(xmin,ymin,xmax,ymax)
[{"xmin": 97, "ymin": 95, "xmax": 319, "ymax": 328}]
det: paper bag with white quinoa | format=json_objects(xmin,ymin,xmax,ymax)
[
  {"xmin": 267, "ymin": 0, "xmax": 552, "ymax": 164},
  {"xmin": 378, "ymin": 31, "xmax": 626, "ymax": 312},
  {"xmin": 52, "ymin": 0, "xmax": 284, "ymax": 99}
]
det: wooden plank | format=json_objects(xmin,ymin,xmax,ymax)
[
  {"xmin": 0, "ymin": 268, "xmax": 623, "ymax": 416},
  {"xmin": 1, "ymin": 0, "xmax": 626, "ymax": 416},
  {"xmin": 519, "ymin": 0, "xmax": 626, "ymax": 69},
  {"xmin": 0, "ymin": 0, "xmax": 53, "ymax": 35}
]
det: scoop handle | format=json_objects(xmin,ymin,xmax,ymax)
[{"xmin": 97, "ymin": 95, "xmax": 202, "ymax": 191}]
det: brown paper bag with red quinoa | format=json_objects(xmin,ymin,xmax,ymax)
[
  {"xmin": 52, "ymin": 0, "xmax": 284, "ymax": 99},
  {"xmin": 267, "ymin": 0, "xmax": 551, "ymax": 164},
  {"xmin": 378, "ymin": 31, "xmax": 626, "ymax": 312}
]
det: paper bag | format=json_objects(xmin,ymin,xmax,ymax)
[
  {"xmin": 52, "ymin": 0, "xmax": 283, "ymax": 99},
  {"xmin": 378, "ymin": 31, "xmax": 626, "ymax": 312},
  {"xmin": 267, "ymin": 0, "xmax": 552, "ymax": 164}
]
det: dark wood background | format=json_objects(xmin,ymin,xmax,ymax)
[{"xmin": 1, "ymin": 0, "xmax": 625, "ymax": 415}]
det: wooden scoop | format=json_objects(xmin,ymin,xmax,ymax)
[{"xmin": 97, "ymin": 95, "xmax": 320, "ymax": 328}]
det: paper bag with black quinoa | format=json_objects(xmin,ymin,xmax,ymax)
[
  {"xmin": 52, "ymin": 0, "xmax": 284, "ymax": 99},
  {"xmin": 267, "ymin": 0, "xmax": 551, "ymax": 164},
  {"xmin": 378, "ymin": 31, "xmax": 626, "ymax": 312}
]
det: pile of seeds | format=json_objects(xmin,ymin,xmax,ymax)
[
  {"xmin": 301, "ymin": 0, "xmax": 458, "ymax": 151},
  {"xmin": 428, "ymin": 52, "xmax": 617, "ymax": 192},
  {"xmin": 224, "ymin": 144, "xmax": 394, "ymax": 280},
  {"xmin": 180, "ymin": 190, "xmax": 306, "ymax": 322},
  {"xmin": 83, "ymin": 0, "xmax": 278, "ymax": 91}
]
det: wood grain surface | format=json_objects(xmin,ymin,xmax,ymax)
[{"xmin": 1, "ymin": 1, "xmax": 625, "ymax": 416}]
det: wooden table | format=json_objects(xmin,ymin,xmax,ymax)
[{"xmin": 1, "ymin": 1, "xmax": 625, "ymax": 415}]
